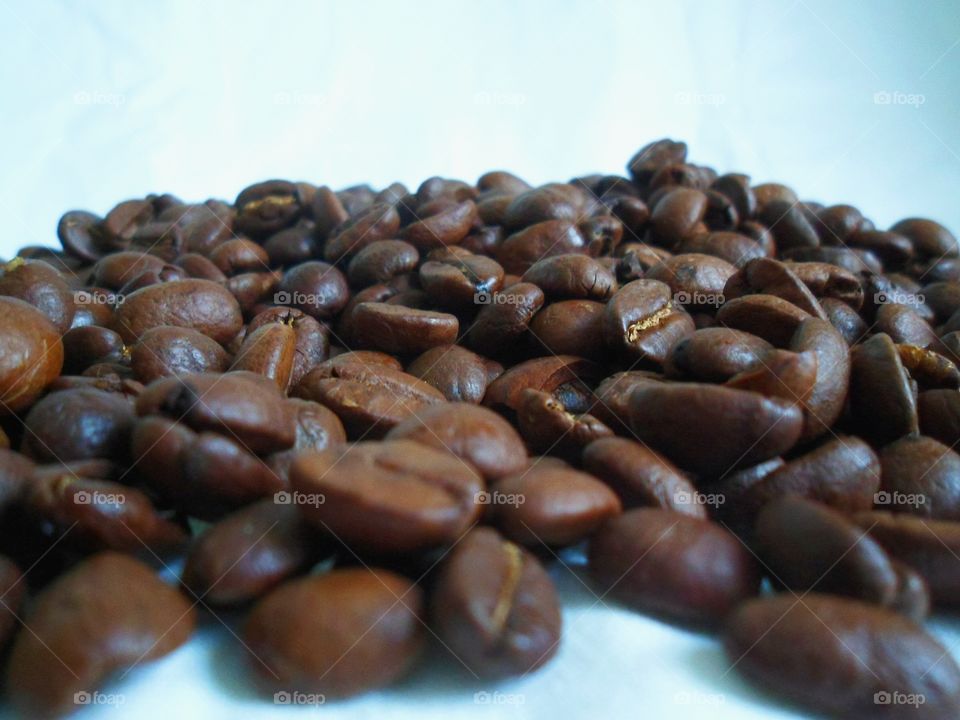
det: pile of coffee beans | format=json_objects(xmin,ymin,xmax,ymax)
[{"xmin": 2, "ymin": 138, "xmax": 960, "ymax": 717}]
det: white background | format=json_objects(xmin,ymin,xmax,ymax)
[{"xmin": 1, "ymin": 1, "xmax": 959, "ymax": 719}]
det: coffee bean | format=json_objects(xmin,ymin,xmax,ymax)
[
  {"xmin": 229, "ymin": 322, "xmax": 297, "ymax": 390},
  {"xmin": 406, "ymin": 344, "xmax": 503, "ymax": 403},
  {"xmin": 521, "ymin": 254, "xmax": 617, "ymax": 300},
  {"xmin": 490, "ymin": 459, "xmax": 621, "ymax": 547},
  {"xmin": 245, "ymin": 568, "xmax": 423, "ymax": 698},
  {"xmin": 0, "ymin": 297, "xmax": 64, "ymax": 414},
  {"xmin": 603, "ymin": 279, "xmax": 695, "ymax": 364},
  {"xmin": 347, "ymin": 239, "xmax": 420, "ymax": 287},
  {"xmin": 879, "ymin": 435, "xmax": 960, "ymax": 520},
  {"xmin": 849, "ymin": 333, "xmax": 918, "ymax": 443},
  {"xmin": 589, "ymin": 509, "xmax": 759, "ymax": 626},
  {"xmin": 468, "ymin": 282, "xmax": 545, "ymax": 355},
  {"xmin": 496, "ymin": 220, "xmax": 587, "ymax": 274},
  {"xmin": 891, "ymin": 217, "xmax": 958, "ymax": 258},
  {"xmin": 723, "ymin": 594, "xmax": 960, "ymax": 719},
  {"xmin": 430, "ymin": 527, "xmax": 561, "ymax": 677},
  {"xmin": 5, "ymin": 552, "xmax": 195, "ymax": 717},
  {"xmin": 756, "ymin": 496, "xmax": 898, "ymax": 605},
  {"xmin": 324, "ymin": 202, "xmax": 401, "ymax": 262},
  {"xmin": 386, "ymin": 402, "xmax": 526, "ymax": 482},
  {"xmin": 484, "ymin": 355, "xmax": 601, "ymax": 413},
  {"xmin": 290, "ymin": 440, "xmax": 483, "ymax": 553},
  {"xmin": 665, "ymin": 327, "xmax": 773, "ymax": 382},
  {"xmin": 0, "ymin": 258, "xmax": 76, "ymax": 333},
  {"xmin": 234, "ymin": 180, "xmax": 303, "ymax": 238},
  {"xmin": 629, "ymin": 382, "xmax": 803, "ymax": 475},
  {"xmin": 529, "ymin": 299, "xmax": 606, "ymax": 358},
  {"xmin": 130, "ymin": 325, "xmax": 230, "ymax": 382},
  {"xmin": 182, "ymin": 499, "xmax": 321, "ymax": 606}
]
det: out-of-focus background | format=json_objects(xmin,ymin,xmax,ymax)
[
  {"xmin": 1, "ymin": 0, "xmax": 959, "ymax": 258},
  {"xmin": 1, "ymin": 1, "xmax": 959, "ymax": 719}
]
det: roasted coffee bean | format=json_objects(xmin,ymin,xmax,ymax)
[
  {"xmin": 898, "ymin": 343, "xmax": 960, "ymax": 388},
  {"xmin": 62, "ymin": 325, "xmax": 126, "ymax": 374},
  {"xmin": 244, "ymin": 568, "xmax": 424, "ymax": 698},
  {"xmin": 755, "ymin": 496, "xmax": 898, "ymax": 605},
  {"xmin": 716, "ymin": 294, "xmax": 812, "ymax": 347},
  {"xmin": 849, "ymin": 333, "xmax": 918, "ymax": 443},
  {"xmin": 515, "ymin": 388, "xmax": 613, "ymax": 458},
  {"xmin": 130, "ymin": 325, "xmax": 230, "ymax": 382},
  {"xmin": 724, "ymin": 594, "xmax": 960, "ymax": 719},
  {"xmin": 711, "ymin": 173, "xmax": 756, "ymax": 220},
  {"xmin": 417, "ymin": 249, "xmax": 505, "ymax": 309},
  {"xmin": 757, "ymin": 199, "xmax": 820, "ymax": 251},
  {"xmin": 0, "ymin": 258, "xmax": 76, "ymax": 333},
  {"xmin": 262, "ymin": 222, "xmax": 320, "ymax": 268},
  {"xmin": 675, "ymin": 231, "xmax": 765, "ymax": 267},
  {"xmin": 402, "ymin": 199, "xmax": 478, "ymax": 250},
  {"xmin": 891, "ymin": 217, "xmax": 958, "ymax": 259},
  {"xmin": 350, "ymin": 302, "xmax": 460, "ymax": 355},
  {"xmin": 496, "ymin": 220, "xmax": 587, "ymax": 274},
  {"xmin": 276, "ymin": 260, "xmax": 349, "ymax": 320},
  {"xmin": 589, "ymin": 509, "xmax": 759, "ymax": 626},
  {"xmin": 5, "ymin": 552, "xmax": 196, "ymax": 717},
  {"xmin": 646, "ymin": 253, "xmax": 736, "ymax": 310},
  {"xmin": 665, "ymin": 327, "xmax": 773, "ymax": 382},
  {"xmin": 234, "ymin": 180, "xmax": 303, "ymax": 237},
  {"xmin": 724, "ymin": 348, "xmax": 818, "ymax": 405},
  {"xmin": 406, "ymin": 344, "xmax": 503, "ymax": 403},
  {"xmin": 521, "ymin": 254, "xmax": 616, "ymax": 300},
  {"xmin": 468, "ymin": 282, "xmax": 545, "ymax": 355},
  {"xmin": 724, "ymin": 257, "xmax": 827, "ymax": 319},
  {"xmin": 229, "ymin": 322, "xmax": 296, "ymax": 390},
  {"xmin": 528, "ymin": 299, "xmax": 606, "ymax": 358},
  {"xmin": 821, "ymin": 296, "xmax": 869, "ymax": 345},
  {"xmin": 918, "ymin": 388, "xmax": 960, "ymax": 444},
  {"xmin": 853, "ymin": 511, "xmax": 960, "ymax": 606},
  {"xmin": 209, "ymin": 237, "xmax": 270, "ymax": 275},
  {"xmin": 582, "ymin": 437, "xmax": 705, "ymax": 517},
  {"xmin": 430, "ymin": 527, "xmax": 561, "ymax": 678},
  {"xmin": 247, "ymin": 306, "xmax": 329, "ymax": 386},
  {"xmin": 490, "ymin": 459, "xmax": 621, "ymax": 547},
  {"xmin": 813, "ymin": 203, "xmax": 864, "ymax": 244},
  {"xmin": 21, "ymin": 387, "xmax": 135, "ymax": 463},
  {"xmin": 112, "ymin": 278, "xmax": 243, "ymax": 345},
  {"xmin": 386, "ymin": 402, "xmax": 526, "ymax": 482},
  {"xmin": 0, "ymin": 297, "xmax": 64, "ymax": 414},
  {"xmin": 484, "ymin": 355, "xmax": 600, "ymax": 413},
  {"xmin": 182, "ymin": 499, "xmax": 320, "ymax": 606},
  {"xmin": 324, "ymin": 202, "xmax": 401, "ymax": 261},
  {"xmin": 650, "ymin": 188, "xmax": 707, "ymax": 246},
  {"xmin": 788, "ymin": 317, "xmax": 850, "ymax": 440},
  {"xmin": 57, "ymin": 209, "xmax": 104, "ymax": 262},
  {"xmin": 347, "ymin": 239, "xmax": 419, "ymax": 287},
  {"xmin": 603, "ymin": 279, "xmax": 694, "ymax": 364},
  {"xmin": 290, "ymin": 440, "xmax": 483, "ymax": 553},
  {"xmin": 630, "ymin": 382, "xmax": 803, "ymax": 475},
  {"xmin": 879, "ymin": 435, "xmax": 960, "ymax": 520},
  {"xmin": 503, "ymin": 184, "xmax": 583, "ymax": 230},
  {"xmin": 627, "ymin": 138, "xmax": 688, "ymax": 187}
]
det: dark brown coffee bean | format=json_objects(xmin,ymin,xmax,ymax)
[
  {"xmin": 650, "ymin": 188, "xmax": 707, "ymax": 246},
  {"xmin": 788, "ymin": 317, "xmax": 850, "ymax": 440},
  {"xmin": 879, "ymin": 435, "xmax": 960, "ymax": 520},
  {"xmin": 724, "ymin": 348, "xmax": 818, "ymax": 406},
  {"xmin": 528, "ymin": 299, "xmax": 606, "ymax": 358},
  {"xmin": 675, "ymin": 231, "xmax": 766, "ymax": 267},
  {"xmin": 919, "ymin": 388, "xmax": 960, "ymax": 444},
  {"xmin": 175, "ymin": 252, "xmax": 228, "ymax": 282},
  {"xmin": 276, "ymin": 260, "xmax": 349, "ymax": 320},
  {"xmin": 711, "ymin": 173, "xmax": 757, "ymax": 220},
  {"xmin": 0, "ymin": 297, "xmax": 64, "ymax": 415},
  {"xmin": 627, "ymin": 139, "xmax": 688, "ymax": 187},
  {"xmin": 522, "ymin": 254, "xmax": 617, "ymax": 301},
  {"xmin": 891, "ymin": 217, "xmax": 958, "ymax": 259},
  {"xmin": 0, "ymin": 258, "xmax": 76, "ymax": 334},
  {"xmin": 484, "ymin": 355, "xmax": 600, "ymax": 412},
  {"xmin": 62, "ymin": 325, "xmax": 125, "ymax": 374},
  {"xmin": 262, "ymin": 222, "xmax": 320, "ymax": 268},
  {"xmin": 130, "ymin": 325, "xmax": 231, "ymax": 383},
  {"xmin": 876, "ymin": 301, "xmax": 939, "ymax": 349},
  {"xmin": 402, "ymin": 199, "xmax": 478, "ymax": 250},
  {"xmin": 898, "ymin": 343, "xmax": 960, "ymax": 388},
  {"xmin": 467, "ymin": 282, "xmax": 545, "ymax": 355},
  {"xmin": 57, "ymin": 210, "xmax": 104, "ymax": 262},
  {"xmin": 248, "ymin": 306, "xmax": 329, "ymax": 387},
  {"xmin": 229, "ymin": 322, "xmax": 296, "ymax": 390},
  {"xmin": 646, "ymin": 253, "xmax": 736, "ymax": 310},
  {"xmin": 630, "ymin": 382, "xmax": 803, "ymax": 475},
  {"xmin": 209, "ymin": 237, "xmax": 269, "ymax": 275},
  {"xmin": 111, "ymin": 278, "xmax": 242, "ymax": 345},
  {"xmin": 5, "ymin": 552, "xmax": 196, "ymax": 717},
  {"xmin": 324, "ymin": 202, "xmax": 401, "ymax": 262},
  {"xmin": 813, "ymin": 203, "xmax": 864, "ymax": 244},
  {"xmin": 290, "ymin": 439, "xmax": 483, "ymax": 553},
  {"xmin": 309, "ymin": 185, "xmax": 350, "ymax": 239},
  {"xmin": 21, "ymin": 388, "xmax": 134, "ymax": 463},
  {"xmin": 234, "ymin": 180, "xmax": 303, "ymax": 238},
  {"xmin": 515, "ymin": 388, "xmax": 612, "ymax": 458},
  {"xmin": 582, "ymin": 436, "xmax": 705, "ymax": 517},
  {"xmin": 430, "ymin": 526, "xmax": 561, "ymax": 678},
  {"xmin": 590, "ymin": 509, "xmax": 759, "ymax": 626},
  {"xmin": 502, "ymin": 184, "xmax": 583, "ymax": 230},
  {"xmin": 724, "ymin": 594, "xmax": 960, "ymax": 719},
  {"xmin": 386, "ymin": 402, "xmax": 526, "ymax": 482},
  {"xmin": 489, "ymin": 459, "xmax": 620, "ymax": 547},
  {"xmin": 346, "ymin": 239, "xmax": 419, "ymax": 287},
  {"xmin": 182, "ymin": 499, "xmax": 321, "ymax": 606},
  {"xmin": 136, "ymin": 371, "xmax": 295, "ymax": 454},
  {"xmin": 496, "ymin": 220, "xmax": 587, "ymax": 275},
  {"xmin": 603, "ymin": 279, "xmax": 695, "ymax": 364},
  {"xmin": 821, "ymin": 296, "xmax": 869, "ymax": 345},
  {"xmin": 244, "ymin": 568, "xmax": 423, "ymax": 698},
  {"xmin": 589, "ymin": 371, "xmax": 662, "ymax": 433},
  {"xmin": 849, "ymin": 333, "xmax": 918, "ymax": 444},
  {"xmin": 756, "ymin": 496, "xmax": 897, "ymax": 605},
  {"xmin": 419, "ymin": 249, "xmax": 505, "ymax": 308},
  {"xmin": 757, "ymin": 199, "xmax": 820, "ymax": 252},
  {"xmin": 665, "ymin": 327, "xmax": 773, "ymax": 382},
  {"xmin": 724, "ymin": 257, "xmax": 827, "ymax": 320},
  {"xmin": 351, "ymin": 302, "xmax": 459, "ymax": 355},
  {"xmin": 406, "ymin": 344, "xmax": 503, "ymax": 403}
]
